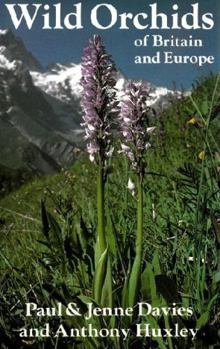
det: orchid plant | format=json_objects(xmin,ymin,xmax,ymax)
[
  {"xmin": 81, "ymin": 35, "xmax": 118, "ymax": 307},
  {"xmin": 81, "ymin": 35, "xmax": 155, "ymax": 313},
  {"xmin": 119, "ymin": 82, "xmax": 155, "ymax": 308}
]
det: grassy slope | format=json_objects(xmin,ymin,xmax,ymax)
[
  {"xmin": 0, "ymin": 74, "xmax": 219, "ymax": 348},
  {"xmin": 0, "ymin": 73, "xmax": 219, "ymax": 267}
]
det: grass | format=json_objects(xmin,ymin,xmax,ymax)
[{"xmin": 0, "ymin": 73, "xmax": 220, "ymax": 348}]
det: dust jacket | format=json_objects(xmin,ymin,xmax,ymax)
[{"xmin": 0, "ymin": 0, "xmax": 219, "ymax": 348}]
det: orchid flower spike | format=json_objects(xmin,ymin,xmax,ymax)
[
  {"xmin": 81, "ymin": 35, "xmax": 118, "ymax": 163},
  {"xmin": 119, "ymin": 81, "xmax": 155, "ymax": 175}
]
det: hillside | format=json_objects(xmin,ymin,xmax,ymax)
[{"xmin": 0, "ymin": 73, "xmax": 220, "ymax": 348}]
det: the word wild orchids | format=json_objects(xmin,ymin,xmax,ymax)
[
  {"xmin": 120, "ymin": 82, "xmax": 155, "ymax": 309},
  {"xmin": 81, "ymin": 35, "xmax": 118, "ymax": 307}
]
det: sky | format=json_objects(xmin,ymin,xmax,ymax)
[{"xmin": 0, "ymin": 0, "xmax": 219, "ymax": 88}]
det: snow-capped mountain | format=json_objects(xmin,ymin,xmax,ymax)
[
  {"xmin": 0, "ymin": 29, "xmax": 42, "ymax": 71},
  {"xmin": 0, "ymin": 29, "xmax": 82, "ymax": 175},
  {"xmin": 31, "ymin": 61, "xmax": 178, "ymax": 111},
  {"xmin": 0, "ymin": 29, "xmax": 180, "ymax": 176},
  {"xmin": 31, "ymin": 63, "xmax": 82, "ymax": 102}
]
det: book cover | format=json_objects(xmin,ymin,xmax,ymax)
[{"xmin": 0, "ymin": 1, "xmax": 219, "ymax": 348}]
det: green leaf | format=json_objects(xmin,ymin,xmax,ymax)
[
  {"xmin": 94, "ymin": 237, "xmax": 101, "ymax": 268},
  {"xmin": 146, "ymin": 315, "xmax": 167, "ymax": 349},
  {"xmin": 213, "ymin": 272, "xmax": 220, "ymax": 284},
  {"xmin": 141, "ymin": 263, "xmax": 153, "ymax": 301},
  {"xmin": 128, "ymin": 255, "xmax": 141, "ymax": 308},
  {"xmin": 196, "ymin": 295, "xmax": 218, "ymax": 329},
  {"xmin": 141, "ymin": 263, "xmax": 160, "ymax": 307},
  {"xmin": 197, "ymin": 311, "xmax": 209, "ymax": 329},
  {"xmin": 152, "ymin": 251, "xmax": 162, "ymax": 275},
  {"xmin": 163, "ymin": 313, "xmax": 174, "ymax": 349},
  {"xmin": 101, "ymin": 256, "xmax": 113, "ymax": 308},
  {"xmin": 106, "ymin": 209, "xmax": 117, "ymax": 259},
  {"xmin": 122, "ymin": 276, "xmax": 129, "ymax": 310},
  {"xmin": 93, "ymin": 248, "xmax": 108, "ymax": 305}
]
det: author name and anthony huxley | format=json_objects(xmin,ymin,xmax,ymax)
[{"xmin": 19, "ymin": 302, "xmax": 198, "ymax": 340}]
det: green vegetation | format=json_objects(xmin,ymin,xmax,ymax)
[{"xmin": 0, "ymin": 74, "xmax": 220, "ymax": 348}]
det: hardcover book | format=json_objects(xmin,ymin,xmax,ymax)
[{"xmin": 0, "ymin": 1, "xmax": 219, "ymax": 348}]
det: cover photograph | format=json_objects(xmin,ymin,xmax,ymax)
[{"xmin": 0, "ymin": 0, "xmax": 219, "ymax": 348}]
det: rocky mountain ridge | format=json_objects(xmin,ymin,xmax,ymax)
[{"xmin": 0, "ymin": 29, "xmax": 82, "ymax": 175}]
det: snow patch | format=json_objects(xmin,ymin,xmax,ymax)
[
  {"xmin": 0, "ymin": 46, "xmax": 17, "ymax": 70},
  {"xmin": 31, "ymin": 63, "xmax": 83, "ymax": 102},
  {"xmin": 0, "ymin": 29, "xmax": 8, "ymax": 35}
]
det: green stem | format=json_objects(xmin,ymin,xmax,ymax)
[
  {"xmin": 136, "ymin": 174, "xmax": 143, "ymax": 259},
  {"xmin": 97, "ymin": 158, "xmax": 106, "ymax": 254},
  {"xmin": 128, "ymin": 173, "xmax": 144, "ymax": 309}
]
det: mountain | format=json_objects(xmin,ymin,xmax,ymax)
[
  {"xmin": 31, "ymin": 62, "xmax": 179, "ymax": 112},
  {"xmin": 0, "ymin": 29, "xmax": 42, "ymax": 71},
  {"xmin": 0, "ymin": 29, "xmax": 180, "ymax": 180},
  {"xmin": 0, "ymin": 29, "xmax": 83, "ymax": 176}
]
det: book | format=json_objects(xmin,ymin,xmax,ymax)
[{"xmin": 0, "ymin": 1, "xmax": 219, "ymax": 348}]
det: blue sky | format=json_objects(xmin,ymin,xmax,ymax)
[{"xmin": 0, "ymin": 0, "xmax": 219, "ymax": 88}]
